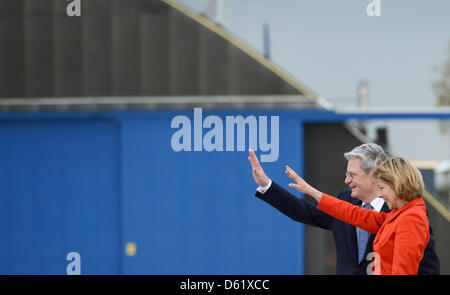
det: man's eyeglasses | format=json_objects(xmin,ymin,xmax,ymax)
[{"xmin": 345, "ymin": 172, "xmax": 356, "ymax": 180}]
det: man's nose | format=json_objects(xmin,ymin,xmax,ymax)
[{"xmin": 345, "ymin": 175, "xmax": 351, "ymax": 184}]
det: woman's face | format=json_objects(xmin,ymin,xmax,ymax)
[{"xmin": 376, "ymin": 180, "xmax": 403, "ymax": 209}]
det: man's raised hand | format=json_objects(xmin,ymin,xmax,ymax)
[{"xmin": 248, "ymin": 149, "xmax": 270, "ymax": 187}]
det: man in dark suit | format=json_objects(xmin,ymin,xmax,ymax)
[{"xmin": 248, "ymin": 143, "xmax": 440, "ymax": 275}]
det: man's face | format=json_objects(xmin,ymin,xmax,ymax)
[{"xmin": 345, "ymin": 158, "xmax": 378, "ymax": 201}]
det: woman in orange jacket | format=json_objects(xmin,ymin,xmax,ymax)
[{"xmin": 286, "ymin": 157, "xmax": 430, "ymax": 275}]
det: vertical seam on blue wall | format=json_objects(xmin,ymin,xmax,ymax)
[
  {"xmin": 299, "ymin": 119, "xmax": 305, "ymax": 275},
  {"xmin": 116, "ymin": 118, "xmax": 125, "ymax": 274}
]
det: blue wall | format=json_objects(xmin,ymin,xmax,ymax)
[
  {"xmin": 0, "ymin": 110, "xmax": 305, "ymax": 274},
  {"xmin": 0, "ymin": 120, "xmax": 121, "ymax": 274}
]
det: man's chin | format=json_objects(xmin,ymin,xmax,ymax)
[{"xmin": 350, "ymin": 189, "xmax": 358, "ymax": 199}]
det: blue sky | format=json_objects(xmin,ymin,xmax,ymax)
[{"xmin": 178, "ymin": 0, "xmax": 450, "ymax": 161}]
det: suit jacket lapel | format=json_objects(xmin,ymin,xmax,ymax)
[
  {"xmin": 352, "ymin": 199, "xmax": 362, "ymax": 264},
  {"xmin": 363, "ymin": 201, "xmax": 389, "ymax": 261},
  {"xmin": 381, "ymin": 202, "xmax": 390, "ymax": 213}
]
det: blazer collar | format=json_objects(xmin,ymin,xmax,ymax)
[
  {"xmin": 373, "ymin": 198, "xmax": 426, "ymax": 247},
  {"xmin": 384, "ymin": 197, "xmax": 425, "ymax": 223}
]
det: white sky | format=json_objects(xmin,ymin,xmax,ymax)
[{"xmin": 178, "ymin": 0, "xmax": 450, "ymax": 161}]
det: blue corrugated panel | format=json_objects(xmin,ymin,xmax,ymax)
[{"xmin": 0, "ymin": 110, "xmax": 305, "ymax": 274}]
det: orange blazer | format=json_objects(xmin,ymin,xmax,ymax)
[{"xmin": 317, "ymin": 194, "xmax": 430, "ymax": 275}]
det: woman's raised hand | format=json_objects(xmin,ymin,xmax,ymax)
[{"xmin": 285, "ymin": 165, "xmax": 323, "ymax": 202}]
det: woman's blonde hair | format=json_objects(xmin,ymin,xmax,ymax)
[{"xmin": 371, "ymin": 157, "xmax": 424, "ymax": 201}]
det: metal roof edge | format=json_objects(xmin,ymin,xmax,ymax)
[{"xmin": 161, "ymin": 0, "xmax": 320, "ymax": 102}]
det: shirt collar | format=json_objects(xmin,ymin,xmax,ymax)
[{"xmin": 362, "ymin": 197, "xmax": 385, "ymax": 212}]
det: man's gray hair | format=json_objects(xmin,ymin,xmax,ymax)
[{"xmin": 344, "ymin": 143, "xmax": 388, "ymax": 173}]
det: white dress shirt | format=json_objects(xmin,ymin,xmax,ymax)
[
  {"xmin": 256, "ymin": 179, "xmax": 272, "ymax": 194},
  {"xmin": 362, "ymin": 197, "xmax": 385, "ymax": 213}
]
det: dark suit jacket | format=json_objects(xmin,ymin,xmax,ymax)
[{"xmin": 255, "ymin": 181, "xmax": 440, "ymax": 275}]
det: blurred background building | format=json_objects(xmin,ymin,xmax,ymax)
[{"xmin": 0, "ymin": 0, "xmax": 448, "ymax": 274}]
